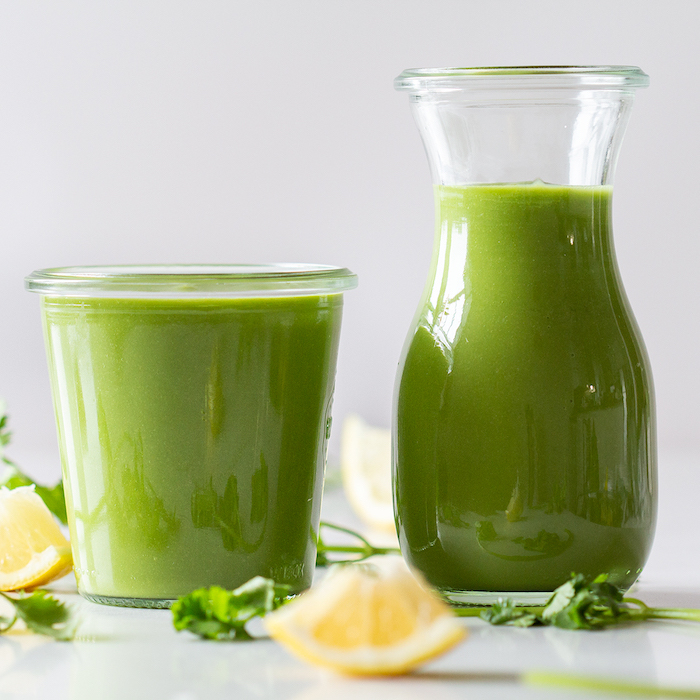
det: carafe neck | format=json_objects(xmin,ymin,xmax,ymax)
[{"xmin": 395, "ymin": 66, "xmax": 648, "ymax": 186}]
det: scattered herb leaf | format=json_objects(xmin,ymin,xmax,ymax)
[
  {"xmin": 0, "ymin": 410, "xmax": 12, "ymax": 458},
  {"xmin": 484, "ymin": 598, "xmax": 539, "ymax": 627},
  {"xmin": 541, "ymin": 573, "xmax": 625, "ymax": 629},
  {"xmin": 316, "ymin": 521, "xmax": 400, "ymax": 566},
  {"xmin": 468, "ymin": 573, "xmax": 700, "ymax": 630},
  {"xmin": 0, "ymin": 590, "xmax": 76, "ymax": 640},
  {"xmin": 172, "ymin": 576, "xmax": 290, "ymax": 641}
]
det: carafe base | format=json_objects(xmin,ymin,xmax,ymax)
[{"xmin": 443, "ymin": 589, "xmax": 553, "ymax": 607}]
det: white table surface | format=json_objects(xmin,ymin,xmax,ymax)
[{"xmin": 2, "ymin": 448, "xmax": 700, "ymax": 700}]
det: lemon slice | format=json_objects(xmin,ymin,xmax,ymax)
[
  {"xmin": 341, "ymin": 415, "xmax": 395, "ymax": 534},
  {"xmin": 0, "ymin": 486, "xmax": 73, "ymax": 591},
  {"xmin": 265, "ymin": 555, "xmax": 466, "ymax": 675}
]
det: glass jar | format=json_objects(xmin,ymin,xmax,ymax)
[
  {"xmin": 393, "ymin": 67, "xmax": 655, "ymax": 604},
  {"xmin": 26, "ymin": 264, "xmax": 357, "ymax": 607}
]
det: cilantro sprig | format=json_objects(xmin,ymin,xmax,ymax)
[
  {"xmin": 0, "ymin": 590, "xmax": 76, "ymax": 640},
  {"xmin": 172, "ymin": 524, "xmax": 398, "ymax": 640},
  {"xmin": 455, "ymin": 573, "xmax": 700, "ymax": 630},
  {"xmin": 316, "ymin": 521, "xmax": 400, "ymax": 566},
  {"xmin": 172, "ymin": 576, "xmax": 290, "ymax": 641}
]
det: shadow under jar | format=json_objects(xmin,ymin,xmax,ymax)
[
  {"xmin": 392, "ymin": 66, "xmax": 656, "ymax": 605},
  {"xmin": 26, "ymin": 264, "xmax": 357, "ymax": 607}
]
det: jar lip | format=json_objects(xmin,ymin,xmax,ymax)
[
  {"xmin": 25, "ymin": 264, "xmax": 358, "ymax": 298},
  {"xmin": 395, "ymin": 65, "xmax": 650, "ymax": 92}
]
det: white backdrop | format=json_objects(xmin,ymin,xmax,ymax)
[{"xmin": 1, "ymin": 0, "xmax": 698, "ymax": 484}]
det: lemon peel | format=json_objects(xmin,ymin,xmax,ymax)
[
  {"xmin": 341, "ymin": 415, "xmax": 395, "ymax": 534},
  {"xmin": 265, "ymin": 555, "xmax": 466, "ymax": 675},
  {"xmin": 0, "ymin": 486, "xmax": 72, "ymax": 591}
]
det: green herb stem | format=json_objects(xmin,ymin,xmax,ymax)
[
  {"xmin": 316, "ymin": 521, "xmax": 400, "ymax": 566},
  {"xmin": 628, "ymin": 608, "xmax": 700, "ymax": 624},
  {"xmin": 613, "ymin": 597, "xmax": 700, "ymax": 625},
  {"xmin": 525, "ymin": 670, "xmax": 700, "ymax": 698},
  {"xmin": 318, "ymin": 544, "xmax": 399, "ymax": 556},
  {"xmin": 0, "ymin": 592, "xmax": 18, "ymax": 632}
]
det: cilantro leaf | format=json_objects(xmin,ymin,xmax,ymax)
[
  {"xmin": 476, "ymin": 574, "xmax": 628, "ymax": 630},
  {"xmin": 0, "ymin": 411, "xmax": 15, "ymax": 465},
  {"xmin": 542, "ymin": 573, "xmax": 625, "ymax": 630},
  {"xmin": 466, "ymin": 572, "xmax": 700, "ymax": 631},
  {"xmin": 33, "ymin": 482, "xmax": 68, "ymax": 526},
  {"xmin": 481, "ymin": 598, "xmax": 539, "ymax": 627},
  {"xmin": 172, "ymin": 576, "xmax": 290, "ymax": 641},
  {"xmin": 0, "ymin": 590, "xmax": 76, "ymax": 640}
]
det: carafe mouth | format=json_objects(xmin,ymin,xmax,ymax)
[
  {"xmin": 395, "ymin": 66, "xmax": 649, "ymax": 92},
  {"xmin": 394, "ymin": 64, "xmax": 649, "ymax": 186}
]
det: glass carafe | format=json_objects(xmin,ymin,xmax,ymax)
[{"xmin": 393, "ymin": 67, "xmax": 655, "ymax": 604}]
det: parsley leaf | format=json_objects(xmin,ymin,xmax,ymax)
[
  {"xmin": 470, "ymin": 573, "xmax": 700, "ymax": 630},
  {"xmin": 172, "ymin": 576, "xmax": 290, "ymax": 641},
  {"xmin": 481, "ymin": 598, "xmax": 538, "ymax": 627},
  {"xmin": 0, "ymin": 590, "xmax": 76, "ymax": 640},
  {"xmin": 0, "ymin": 411, "xmax": 12, "ymax": 455},
  {"xmin": 541, "ymin": 573, "xmax": 625, "ymax": 630}
]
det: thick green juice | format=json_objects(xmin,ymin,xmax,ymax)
[
  {"xmin": 42, "ymin": 294, "xmax": 343, "ymax": 604},
  {"xmin": 394, "ymin": 183, "xmax": 656, "ymax": 597}
]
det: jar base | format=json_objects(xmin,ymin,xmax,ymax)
[
  {"xmin": 442, "ymin": 589, "xmax": 553, "ymax": 607},
  {"xmin": 81, "ymin": 592, "xmax": 175, "ymax": 609}
]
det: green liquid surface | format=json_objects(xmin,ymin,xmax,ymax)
[
  {"xmin": 395, "ymin": 183, "xmax": 656, "ymax": 596},
  {"xmin": 43, "ymin": 294, "xmax": 343, "ymax": 602}
]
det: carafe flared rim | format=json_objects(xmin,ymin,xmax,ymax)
[{"xmin": 395, "ymin": 65, "xmax": 649, "ymax": 92}]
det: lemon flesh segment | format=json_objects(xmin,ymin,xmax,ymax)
[
  {"xmin": 265, "ymin": 556, "xmax": 466, "ymax": 676},
  {"xmin": 0, "ymin": 486, "xmax": 73, "ymax": 591},
  {"xmin": 341, "ymin": 414, "xmax": 395, "ymax": 534}
]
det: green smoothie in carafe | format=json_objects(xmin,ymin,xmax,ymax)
[
  {"xmin": 42, "ymin": 293, "xmax": 343, "ymax": 604},
  {"xmin": 394, "ymin": 182, "xmax": 656, "ymax": 597}
]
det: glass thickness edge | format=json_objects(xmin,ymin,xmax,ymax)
[
  {"xmin": 25, "ymin": 264, "xmax": 358, "ymax": 298},
  {"xmin": 395, "ymin": 65, "xmax": 650, "ymax": 91}
]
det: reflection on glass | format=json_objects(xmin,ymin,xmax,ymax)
[{"xmin": 191, "ymin": 453, "xmax": 269, "ymax": 553}]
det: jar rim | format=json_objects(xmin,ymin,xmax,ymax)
[
  {"xmin": 395, "ymin": 65, "xmax": 650, "ymax": 92},
  {"xmin": 25, "ymin": 264, "xmax": 358, "ymax": 298}
]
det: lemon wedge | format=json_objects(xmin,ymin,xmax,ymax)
[
  {"xmin": 265, "ymin": 555, "xmax": 466, "ymax": 675},
  {"xmin": 0, "ymin": 486, "xmax": 73, "ymax": 591},
  {"xmin": 341, "ymin": 415, "xmax": 395, "ymax": 534}
]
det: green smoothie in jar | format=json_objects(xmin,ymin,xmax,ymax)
[
  {"xmin": 395, "ymin": 183, "xmax": 655, "ymax": 599},
  {"xmin": 27, "ymin": 264, "xmax": 357, "ymax": 607}
]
